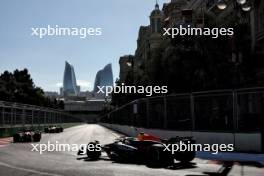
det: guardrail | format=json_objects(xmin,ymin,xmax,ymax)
[{"xmin": 101, "ymin": 87, "xmax": 264, "ymax": 133}]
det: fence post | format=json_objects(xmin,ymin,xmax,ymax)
[
  {"xmin": 49, "ymin": 112, "xmax": 51, "ymax": 125},
  {"xmin": 2, "ymin": 107, "xmax": 5, "ymax": 127},
  {"xmin": 53, "ymin": 112, "xmax": 55, "ymax": 124},
  {"xmin": 51, "ymin": 112, "xmax": 53, "ymax": 125},
  {"xmin": 11, "ymin": 106, "xmax": 14, "ymax": 128},
  {"xmin": 51, "ymin": 112, "xmax": 53, "ymax": 124},
  {"xmin": 163, "ymin": 96, "xmax": 167, "ymax": 129},
  {"xmin": 31, "ymin": 110, "xmax": 34, "ymax": 128},
  {"xmin": 46, "ymin": 112, "xmax": 49, "ymax": 125},
  {"xmin": 110, "ymin": 112, "xmax": 113, "ymax": 124},
  {"xmin": 43, "ymin": 111, "xmax": 45, "ymax": 129},
  {"xmin": 146, "ymin": 99, "xmax": 150, "ymax": 128},
  {"xmin": 14, "ymin": 108, "xmax": 16, "ymax": 127},
  {"xmin": 233, "ymin": 90, "xmax": 238, "ymax": 131},
  {"xmin": 53, "ymin": 112, "xmax": 57, "ymax": 124},
  {"xmin": 22, "ymin": 109, "xmax": 25, "ymax": 128},
  {"xmin": 232, "ymin": 90, "xmax": 238, "ymax": 151},
  {"xmin": 38, "ymin": 110, "xmax": 40, "ymax": 129},
  {"xmin": 190, "ymin": 93, "xmax": 195, "ymax": 131},
  {"xmin": 133, "ymin": 102, "xmax": 138, "ymax": 126}
]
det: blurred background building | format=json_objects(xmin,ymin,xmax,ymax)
[{"xmin": 119, "ymin": 0, "xmax": 264, "ymax": 85}]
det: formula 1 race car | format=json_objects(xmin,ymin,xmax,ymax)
[
  {"xmin": 78, "ymin": 133, "xmax": 196, "ymax": 167},
  {"xmin": 44, "ymin": 126, "xmax": 63, "ymax": 133},
  {"xmin": 13, "ymin": 130, "xmax": 41, "ymax": 143}
]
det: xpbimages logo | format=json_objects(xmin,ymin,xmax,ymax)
[
  {"xmin": 163, "ymin": 25, "xmax": 234, "ymax": 39},
  {"xmin": 31, "ymin": 25, "xmax": 102, "ymax": 39},
  {"xmin": 31, "ymin": 141, "xmax": 101, "ymax": 154},
  {"xmin": 163, "ymin": 142, "xmax": 234, "ymax": 154},
  {"xmin": 96, "ymin": 83, "xmax": 168, "ymax": 97}
]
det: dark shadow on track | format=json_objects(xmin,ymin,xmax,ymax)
[
  {"xmin": 77, "ymin": 156, "xmax": 112, "ymax": 162},
  {"xmin": 168, "ymin": 162, "xmax": 197, "ymax": 170},
  {"xmin": 76, "ymin": 156, "xmax": 88, "ymax": 160},
  {"xmin": 78, "ymin": 155, "xmax": 199, "ymax": 171}
]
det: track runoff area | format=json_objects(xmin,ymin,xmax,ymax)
[{"xmin": 0, "ymin": 124, "xmax": 263, "ymax": 176}]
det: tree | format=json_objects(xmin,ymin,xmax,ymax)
[{"xmin": 0, "ymin": 69, "xmax": 63, "ymax": 109}]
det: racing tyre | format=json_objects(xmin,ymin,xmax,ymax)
[
  {"xmin": 86, "ymin": 142, "xmax": 101, "ymax": 160},
  {"xmin": 147, "ymin": 144, "xmax": 173, "ymax": 168},
  {"xmin": 44, "ymin": 128, "xmax": 49, "ymax": 133},
  {"xmin": 55, "ymin": 128, "xmax": 60, "ymax": 133},
  {"xmin": 13, "ymin": 133, "xmax": 20, "ymax": 143},
  {"xmin": 175, "ymin": 150, "xmax": 195, "ymax": 163},
  {"xmin": 33, "ymin": 132, "xmax": 41, "ymax": 142},
  {"xmin": 58, "ymin": 127, "xmax": 63, "ymax": 133},
  {"xmin": 106, "ymin": 151, "xmax": 119, "ymax": 161},
  {"xmin": 22, "ymin": 134, "xmax": 32, "ymax": 142}
]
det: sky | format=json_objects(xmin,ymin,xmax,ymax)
[{"xmin": 0, "ymin": 0, "xmax": 169, "ymax": 92}]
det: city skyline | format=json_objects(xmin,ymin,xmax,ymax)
[{"xmin": 0, "ymin": 0, "xmax": 169, "ymax": 92}]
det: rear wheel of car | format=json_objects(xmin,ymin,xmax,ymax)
[
  {"xmin": 44, "ymin": 128, "xmax": 49, "ymax": 133},
  {"xmin": 22, "ymin": 134, "xmax": 32, "ymax": 142},
  {"xmin": 106, "ymin": 151, "xmax": 119, "ymax": 161},
  {"xmin": 13, "ymin": 133, "xmax": 20, "ymax": 143},
  {"xmin": 59, "ymin": 127, "xmax": 63, "ymax": 133},
  {"xmin": 86, "ymin": 142, "xmax": 101, "ymax": 160},
  {"xmin": 33, "ymin": 132, "xmax": 41, "ymax": 142},
  {"xmin": 147, "ymin": 144, "xmax": 172, "ymax": 168},
  {"xmin": 175, "ymin": 150, "xmax": 195, "ymax": 163}
]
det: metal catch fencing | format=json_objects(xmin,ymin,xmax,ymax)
[
  {"xmin": 0, "ymin": 101, "xmax": 81, "ymax": 129},
  {"xmin": 101, "ymin": 87, "xmax": 264, "ymax": 133}
]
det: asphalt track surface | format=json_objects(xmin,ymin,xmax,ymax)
[{"xmin": 0, "ymin": 124, "xmax": 263, "ymax": 176}]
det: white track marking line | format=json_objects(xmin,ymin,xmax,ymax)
[{"xmin": 0, "ymin": 161, "xmax": 63, "ymax": 176}]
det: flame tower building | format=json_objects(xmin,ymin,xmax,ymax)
[
  {"xmin": 63, "ymin": 61, "xmax": 79, "ymax": 96},
  {"xmin": 93, "ymin": 63, "xmax": 114, "ymax": 93}
]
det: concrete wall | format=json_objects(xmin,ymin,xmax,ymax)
[
  {"xmin": 64, "ymin": 100, "xmax": 105, "ymax": 112},
  {"xmin": 73, "ymin": 114, "xmax": 99, "ymax": 123},
  {"xmin": 100, "ymin": 123, "xmax": 262, "ymax": 153}
]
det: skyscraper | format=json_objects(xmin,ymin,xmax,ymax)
[
  {"xmin": 63, "ymin": 61, "xmax": 79, "ymax": 96},
  {"xmin": 93, "ymin": 63, "xmax": 114, "ymax": 93}
]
